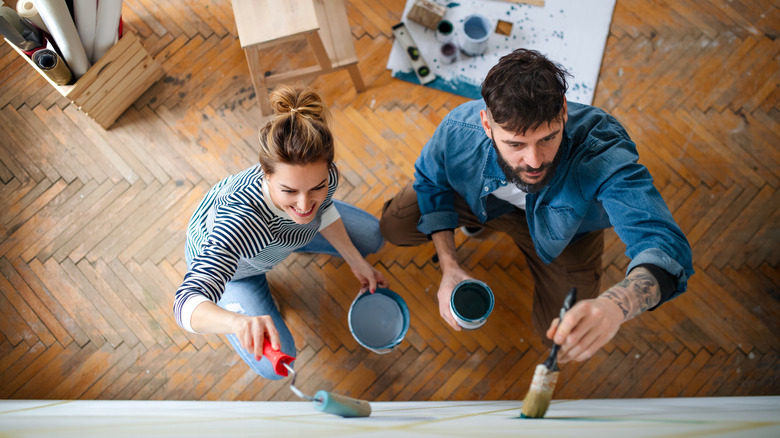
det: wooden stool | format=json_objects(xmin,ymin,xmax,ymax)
[{"xmin": 231, "ymin": 0, "xmax": 367, "ymax": 115}]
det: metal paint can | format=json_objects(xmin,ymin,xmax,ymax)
[
  {"xmin": 450, "ymin": 279, "xmax": 494, "ymax": 329},
  {"xmin": 436, "ymin": 19, "xmax": 454, "ymax": 43},
  {"xmin": 440, "ymin": 42, "xmax": 457, "ymax": 64},
  {"xmin": 458, "ymin": 14, "xmax": 492, "ymax": 56},
  {"xmin": 348, "ymin": 287, "xmax": 409, "ymax": 354}
]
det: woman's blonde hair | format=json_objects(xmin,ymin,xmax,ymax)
[{"xmin": 258, "ymin": 86, "xmax": 334, "ymax": 175}]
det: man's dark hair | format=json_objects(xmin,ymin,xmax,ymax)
[{"xmin": 481, "ymin": 49, "xmax": 569, "ymax": 134}]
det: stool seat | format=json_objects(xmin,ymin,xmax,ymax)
[{"xmin": 231, "ymin": 0, "xmax": 366, "ymax": 115}]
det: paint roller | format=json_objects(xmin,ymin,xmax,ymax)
[{"xmin": 262, "ymin": 338, "xmax": 372, "ymax": 417}]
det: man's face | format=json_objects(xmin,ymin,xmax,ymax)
[{"xmin": 480, "ymin": 107, "xmax": 567, "ymax": 193}]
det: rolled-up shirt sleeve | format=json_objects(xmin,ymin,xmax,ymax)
[
  {"xmin": 582, "ymin": 130, "xmax": 694, "ymax": 300},
  {"xmin": 413, "ymin": 122, "xmax": 460, "ymax": 235}
]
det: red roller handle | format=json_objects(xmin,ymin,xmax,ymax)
[{"xmin": 262, "ymin": 337, "xmax": 295, "ymax": 376}]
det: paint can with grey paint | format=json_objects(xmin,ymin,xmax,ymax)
[
  {"xmin": 458, "ymin": 14, "xmax": 492, "ymax": 56},
  {"xmin": 348, "ymin": 288, "xmax": 409, "ymax": 354}
]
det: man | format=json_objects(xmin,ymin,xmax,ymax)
[{"xmin": 380, "ymin": 49, "xmax": 693, "ymax": 363}]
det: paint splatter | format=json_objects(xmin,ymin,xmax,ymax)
[{"xmin": 390, "ymin": 0, "xmax": 616, "ymax": 105}]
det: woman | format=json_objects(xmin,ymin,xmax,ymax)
[{"xmin": 174, "ymin": 86, "xmax": 387, "ymax": 379}]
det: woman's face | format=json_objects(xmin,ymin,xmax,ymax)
[{"xmin": 266, "ymin": 161, "xmax": 330, "ymax": 225}]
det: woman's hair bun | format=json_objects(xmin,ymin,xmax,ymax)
[
  {"xmin": 269, "ymin": 85, "xmax": 329, "ymax": 123},
  {"xmin": 257, "ymin": 85, "xmax": 335, "ymax": 175}
]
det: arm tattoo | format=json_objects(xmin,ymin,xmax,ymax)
[{"xmin": 600, "ymin": 267, "xmax": 661, "ymax": 321}]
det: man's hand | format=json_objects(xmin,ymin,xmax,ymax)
[
  {"xmin": 437, "ymin": 268, "xmax": 473, "ymax": 331},
  {"xmin": 430, "ymin": 229, "xmax": 474, "ymax": 331},
  {"xmin": 546, "ymin": 266, "xmax": 661, "ymax": 363},
  {"xmin": 545, "ymin": 297, "xmax": 623, "ymax": 362}
]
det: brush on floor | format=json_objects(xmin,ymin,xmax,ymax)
[{"xmin": 521, "ymin": 287, "xmax": 577, "ymax": 418}]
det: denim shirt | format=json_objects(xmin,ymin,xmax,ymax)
[{"xmin": 413, "ymin": 100, "xmax": 694, "ymax": 301}]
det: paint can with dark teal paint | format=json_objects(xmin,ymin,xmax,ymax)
[{"xmin": 450, "ymin": 279, "xmax": 494, "ymax": 329}]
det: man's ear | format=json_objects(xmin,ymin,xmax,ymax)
[
  {"xmin": 479, "ymin": 109, "xmax": 492, "ymax": 138},
  {"xmin": 562, "ymin": 98, "xmax": 568, "ymax": 125}
]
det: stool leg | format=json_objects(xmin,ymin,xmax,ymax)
[
  {"xmin": 346, "ymin": 64, "xmax": 366, "ymax": 92},
  {"xmin": 244, "ymin": 47, "xmax": 272, "ymax": 116},
  {"xmin": 305, "ymin": 32, "xmax": 333, "ymax": 71}
]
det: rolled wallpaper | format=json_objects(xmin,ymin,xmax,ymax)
[
  {"xmin": 33, "ymin": 0, "xmax": 90, "ymax": 78},
  {"xmin": 92, "ymin": 0, "xmax": 121, "ymax": 63},
  {"xmin": 74, "ymin": 0, "xmax": 96, "ymax": 60},
  {"xmin": 16, "ymin": 0, "xmax": 49, "ymax": 34},
  {"xmin": 33, "ymin": 46, "xmax": 72, "ymax": 85}
]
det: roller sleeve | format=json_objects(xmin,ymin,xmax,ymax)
[{"xmin": 313, "ymin": 390, "xmax": 372, "ymax": 417}]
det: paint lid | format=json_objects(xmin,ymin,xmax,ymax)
[{"xmin": 348, "ymin": 288, "xmax": 409, "ymax": 354}]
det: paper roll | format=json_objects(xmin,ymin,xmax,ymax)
[
  {"xmin": 33, "ymin": 0, "xmax": 90, "ymax": 78},
  {"xmin": 33, "ymin": 47, "xmax": 72, "ymax": 85},
  {"xmin": 15, "ymin": 0, "xmax": 48, "ymax": 34},
  {"xmin": 2, "ymin": 5, "xmax": 44, "ymax": 47},
  {"xmin": 74, "ymin": 0, "xmax": 95, "ymax": 61},
  {"xmin": 1, "ymin": 5, "xmax": 24, "ymax": 33},
  {"xmin": 92, "ymin": 0, "xmax": 121, "ymax": 63}
]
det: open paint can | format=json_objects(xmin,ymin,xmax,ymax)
[
  {"xmin": 450, "ymin": 279, "xmax": 494, "ymax": 329},
  {"xmin": 440, "ymin": 42, "xmax": 457, "ymax": 64},
  {"xmin": 348, "ymin": 288, "xmax": 409, "ymax": 354},
  {"xmin": 436, "ymin": 19, "xmax": 454, "ymax": 43},
  {"xmin": 458, "ymin": 14, "xmax": 492, "ymax": 56}
]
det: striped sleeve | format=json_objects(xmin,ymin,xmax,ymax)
[{"xmin": 173, "ymin": 202, "xmax": 271, "ymax": 332}]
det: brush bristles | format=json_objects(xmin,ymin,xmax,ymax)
[{"xmin": 520, "ymin": 364, "xmax": 560, "ymax": 418}]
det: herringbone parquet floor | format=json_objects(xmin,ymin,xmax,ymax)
[{"xmin": 1, "ymin": 0, "xmax": 778, "ymax": 403}]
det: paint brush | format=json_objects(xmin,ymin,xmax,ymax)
[{"xmin": 520, "ymin": 287, "xmax": 577, "ymax": 418}]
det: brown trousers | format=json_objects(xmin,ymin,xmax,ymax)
[{"xmin": 380, "ymin": 182, "xmax": 604, "ymax": 342}]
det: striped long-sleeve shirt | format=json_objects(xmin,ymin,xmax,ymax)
[{"xmin": 174, "ymin": 164, "xmax": 340, "ymax": 332}]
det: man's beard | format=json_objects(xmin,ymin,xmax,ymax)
[{"xmin": 493, "ymin": 138, "xmax": 563, "ymax": 194}]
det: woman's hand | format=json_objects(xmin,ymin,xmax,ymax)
[
  {"xmin": 350, "ymin": 258, "xmax": 389, "ymax": 293},
  {"xmin": 317, "ymin": 218, "xmax": 388, "ymax": 293},
  {"xmin": 232, "ymin": 314, "xmax": 281, "ymax": 360},
  {"xmin": 191, "ymin": 301, "xmax": 281, "ymax": 360}
]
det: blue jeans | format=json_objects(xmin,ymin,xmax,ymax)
[{"xmin": 189, "ymin": 200, "xmax": 384, "ymax": 380}]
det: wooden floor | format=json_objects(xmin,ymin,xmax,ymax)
[{"xmin": 0, "ymin": 0, "xmax": 778, "ymax": 402}]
